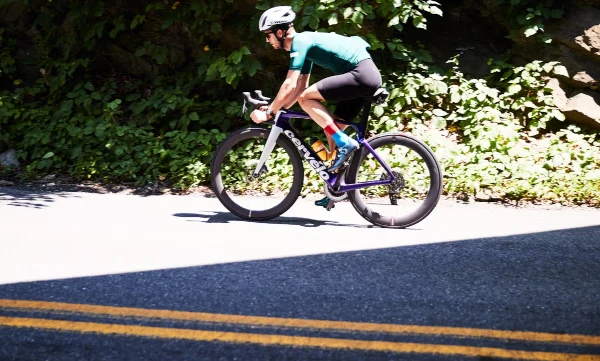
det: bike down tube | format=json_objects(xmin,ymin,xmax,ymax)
[
  {"xmin": 252, "ymin": 111, "xmax": 284, "ymax": 177},
  {"xmin": 275, "ymin": 111, "xmax": 335, "ymax": 183}
]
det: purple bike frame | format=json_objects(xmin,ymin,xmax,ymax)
[{"xmin": 274, "ymin": 110, "xmax": 395, "ymax": 192}]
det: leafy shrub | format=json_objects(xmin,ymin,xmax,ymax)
[{"xmin": 1, "ymin": 0, "xmax": 598, "ymax": 206}]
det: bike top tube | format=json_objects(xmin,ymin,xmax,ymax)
[{"xmin": 276, "ymin": 109, "xmax": 368, "ymax": 142}]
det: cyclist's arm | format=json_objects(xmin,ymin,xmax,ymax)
[
  {"xmin": 267, "ymin": 35, "xmax": 312, "ymax": 115},
  {"xmin": 282, "ymin": 73, "xmax": 310, "ymax": 109},
  {"xmin": 267, "ymin": 70, "xmax": 302, "ymax": 115}
]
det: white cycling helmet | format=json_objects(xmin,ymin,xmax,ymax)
[{"xmin": 259, "ymin": 6, "xmax": 296, "ymax": 32}]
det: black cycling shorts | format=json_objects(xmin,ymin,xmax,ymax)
[{"xmin": 315, "ymin": 58, "xmax": 382, "ymax": 122}]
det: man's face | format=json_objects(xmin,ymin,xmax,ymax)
[{"xmin": 265, "ymin": 29, "xmax": 282, "ymax": 49}]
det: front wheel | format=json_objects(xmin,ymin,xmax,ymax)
[
  {"xmin": 346, "ymin": 133, "xmax": 443, "ymax": 228},
  {"xmin": 210, "ymin": 126, "xmax": 304, "ymax": 221}
]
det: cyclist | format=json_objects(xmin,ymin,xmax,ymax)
[{"xmin": 250, "ymin": 5, "xmax": 382, "ymax": 207}]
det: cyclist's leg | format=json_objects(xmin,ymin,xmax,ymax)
[
  {"xmin": 298, "ymin": 84, "xmax": 359, "ymax": 171},
  {"xmin": 304, "ymin": 59, "xmax": 382, "ymax": 205},
  {"xmin": 326, "ymin": 117, "xmax": 347, "ymax": 162},
  {"xmin": 333, "ymin": 98, "xmax": 364, "ymax": 123},
  {"xmin": 324, "ymin": 102, "xmax": 361, "ymax": 163},
  {"xmin": 298, "ymin": 59, "xmax": 380, "ymax": 134},
  {"xmin": 301, "ymin": 60, "xmax": 382, "ymax": 171},
  {"xmin": 296, "ymin": 85, "xmax": 332, "ymax": 128}
]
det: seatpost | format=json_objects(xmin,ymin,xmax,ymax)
[{"xmin": 358, "ymin": 97, "xmax": 374, "ymax": 127}]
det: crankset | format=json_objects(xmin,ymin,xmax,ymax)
[
  {"xmin": 323, "ymin": 165, "xmax": 348, "ymax": 204},
  {"xmin": 323, "ymin": 183, "xmax": 347, "ymax": 202}
]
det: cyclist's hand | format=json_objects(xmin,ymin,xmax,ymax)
[{"xmin": 251, "ymin": 109, "xmax": 269, "ymax": 123}]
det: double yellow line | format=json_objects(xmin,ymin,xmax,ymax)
[{"xmin": 0, "ymin": 299, "xmax": 598, "ymax": 361}]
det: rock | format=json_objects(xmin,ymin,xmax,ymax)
[
  {"xmin": 550, "ymin": 5, "xmax": 600, "ymax": 60},
  {"xmin": 0, "ymin": 149, "xmax": 20, "ymax": 167},
  {"xmin": 551, "ymin": 44, "xmax": 600, "ymax": 89},
  {"xmin": 577, "ymin": 23, "xmax": 600, "ymax": 57},
  {"xmin": 545, "ymin": 78, "xmax": 600, "ymax": 129},
  {"xmin": 0, "ymin": 180, "xmax": 15, "ymax": 187},
  {"xmin": 547, "ymin": 5, "xmax": 600, "ymax": 88},
  {"xmin": 475, "ymin": 189, "xmax": 502, "ymax": 202},
  {"xmin": 546, "ymin": 78, "xmax": 568, "ymax": 108},
  {"xmin": 562, "ymin": 93, "xmax": 600, "ymax": 129},
  {"xmin": 455, "ymin": 192, "xmax": 471, "ymax": 202},
  {"xmin": 573, "ymin": 71, "xmax": 597, "ymax": 87},
  {"xmin": 505, "ymin": 3, "xmax": 600, "ymax": 92}
]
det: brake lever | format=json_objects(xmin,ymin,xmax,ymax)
[
  {"xmin": 255, "ymin": 90, "xmax": 271, "ymax": 102},
  {"xmin": 242, "ymin": 92, "xmax": 269, "ymax": 116}
]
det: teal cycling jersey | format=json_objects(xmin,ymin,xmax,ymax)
[{"xmin": 289, "ymin": 32, "xmax": 372, "ymax": 75}]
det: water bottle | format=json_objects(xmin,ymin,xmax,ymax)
[
  {"xmin": 328, "ymin": 149, "xmax": 336, "ymax": 162},
  {"xmin": 310, "ymin": 137, "xmax": 329, "ymax": 161}
]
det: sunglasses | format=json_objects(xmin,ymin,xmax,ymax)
[{"xmin": 265, "ymin": 31, "xmax": 275, "ymax": 39}]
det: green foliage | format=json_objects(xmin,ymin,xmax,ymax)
[
  {"xmin": 0, "ymin": 0, "xmax": 441, "ymax": 188},
  {"xmin": 493, "ymin": 0, "xmax": 563, "ymax": 43},
  {"xmin": 0, "ymin": 0, "xmax": 598, "ymax": 206},
  {"xmin": 0, "ymin": 28, "xmax": 16, "ymax": 80},
  {"xmin": 278, "ymin": 0, "xmax": 442, "ymax": 62},
  {"xmin": 366, "ymin": 56, "xmax": 600, "ymax": 206}
]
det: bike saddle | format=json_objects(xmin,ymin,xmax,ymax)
[{"xmin": 373, "ymin": 88, "xmax": 389, "ymax": 105}]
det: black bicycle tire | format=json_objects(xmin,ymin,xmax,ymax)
[
  {"xmin": 346, "ymin": 133, "xmax": 443, "ymax": 228},
  {"xmin": 210, "ymin": 126, "xmax": 304, "ymax": 221}
]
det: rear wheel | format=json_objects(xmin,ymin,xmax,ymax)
[
  {"xmin": 210, "ymin": 126, "xmax": 304, "ymax": 221},
  {"xmin": 346, "ymin": 133, "xmax": 443, "ymax": 228}
]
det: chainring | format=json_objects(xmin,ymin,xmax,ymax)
[{"xmin": 323, "ymin": 183, "xmax": 348, "ymax": 202}]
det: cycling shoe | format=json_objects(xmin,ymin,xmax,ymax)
[
  {"xmin": 315, "ymin": 196, "xmax": 329, "ymax": 208},
  {"xmin": 328, "ymin": 141, "xmax": 358, "ymax": 172}
]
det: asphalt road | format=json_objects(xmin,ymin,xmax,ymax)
[{"xmin": 1, "ymin": 186, "xmax": 599, "ymax": 360}]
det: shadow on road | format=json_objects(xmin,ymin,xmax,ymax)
[
  {"xmin": 0, "ymin": 224, "xmax": 599, "ymax": 357},
  {"xmin": 173, "ymin": 210, "xmax": 388, "ymax": 229},
  {"xmin": 0, "ymin": 187, "xmax": 84, "ymax": 209},
  {"xmin": 0, "ymin": 184, "xmax": 216, "ymax": 209}
]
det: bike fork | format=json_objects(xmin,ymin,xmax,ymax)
[{"xmin": 252, "ymin": 124, "xmax": 283, "ymax": 177}]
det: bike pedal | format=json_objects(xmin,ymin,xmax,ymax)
[{"xmin": 325, "ymin": 199, "xmax": 336, "ymax": 211}]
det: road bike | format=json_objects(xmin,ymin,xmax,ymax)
[{"xmin": 210, "ymin": 88, "xmax": 443, "ymax": 228}]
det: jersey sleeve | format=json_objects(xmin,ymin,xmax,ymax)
[
  {"xmin": 289, "ymin": 35, "xmax": 312, "ymax": 74},
  {"xmin": 300, "ymin": 60, "xmax": 313, "ymax": 75}
]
